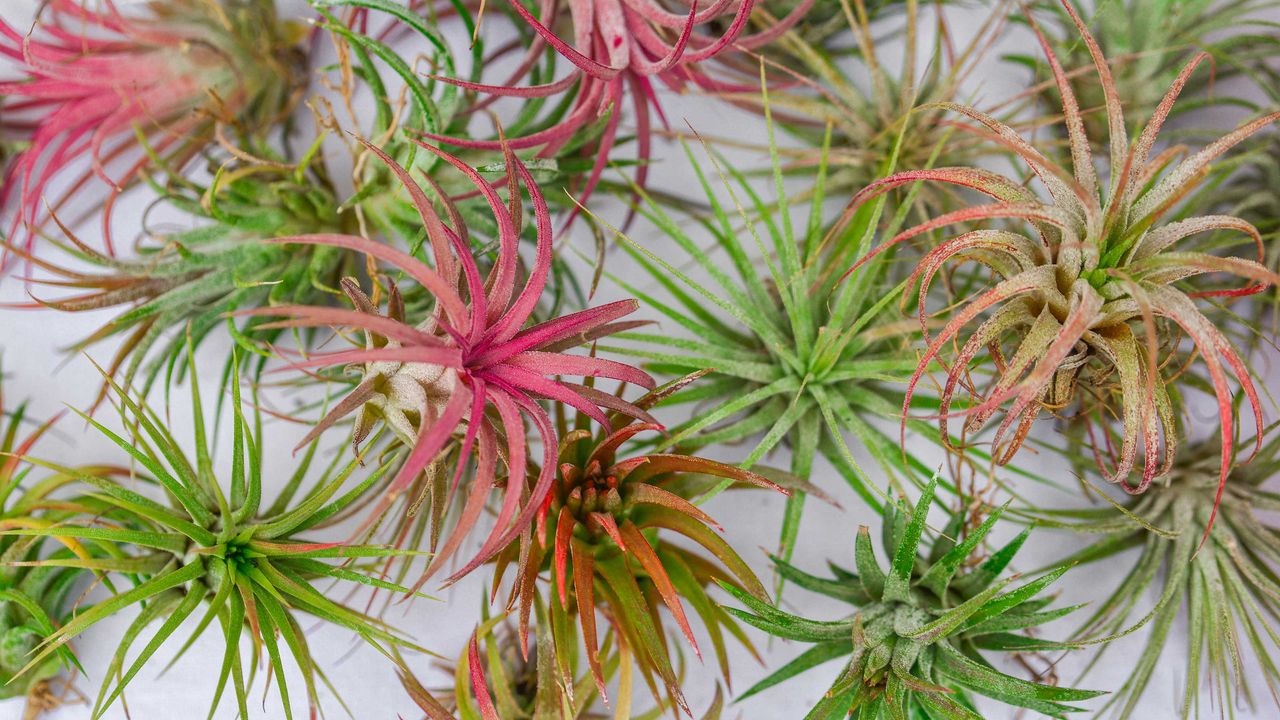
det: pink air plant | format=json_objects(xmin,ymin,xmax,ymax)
[
  {"xmin": 0, "ymin": 0, "xmax": 299, "ymax": 263},
  {"xmin": 422, "ymin": 0, "xmax": 815, "ymax": 226},
  {"xmin": 243, "ymin": 139, "xmax": 655, "ymax": 587},
  {"xmin": 836, "ymin": 0, "xmax": 1279, "ymax": 533}
]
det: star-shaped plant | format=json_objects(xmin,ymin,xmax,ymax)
[
  {"xmin": 487, "ymin": 373, "xmax": 781, "ymax": 713},
  {"xmin": 0, "ymin": 0, "xmax": 305, "ymax": 259},
  {"xmin": 3, "ymin": 351, "xmax": 422, "ymax": 720},
  {"xmin": 722, "ymin": 478, "xmax": 1102, "ymax": 718},
  {"xmin": 598, "ymin": 105, "xmax": 958, "ymax": 573},
  {"xmin": 246, "ymin": 140, "xmax": 654, "ymax": 587},
  {"xmin": 5, "ymin": 136, "xmax": 358, "ymax": 401},
  {"xmin": 840, "ymin": 0, "xmax": 1279, "ymax": 505},
  {"xmin": 1040, "ymin": 422, "xmax": 1280, "ymax": 718}
]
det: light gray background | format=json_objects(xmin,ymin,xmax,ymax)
[{"xmin": 0, "ymin": 0, "xmax": 1277, "ymax": 717}]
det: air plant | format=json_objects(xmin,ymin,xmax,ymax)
[
  {"xmin": 414, "ymin": 0, "xmax": 814, "ymax": 221},
  {"xmin": 0, "ymin": 381, "xmax": 89, "ymax": 717},
  {"xmin": 5, "ymin": 136, "xmax": 357, "ymax": 400},
  {"xmin": 445, "ymin": 606, "xmax": 624, "ymax": 720},
  {"xmin": 485, "ymin": 372, "xmax": 781, "ymax": 715},
  {"xmin": 402, "ymin": 601, "xmax": 726, "ymax": 720},
  {"xmin": 839, "ymin": 0, "xmax": 1280, "ymax": 507},
  {"xmin": 722, "ymin": 479, "xmax": 1102, "ymax": 718},
  {"xmin": 2, "ymin": 352, "xmax": 423, "ymax": 720},
  {"xmin": 727, "ymin": 0, "xmax": 1005, "ymax": 217},
  {"xmin": 1039, "ymin": 418, "xmax": 1280, "ymax": 718},
  {"xmin": 0, "ymin": 0, "xmax": 305, "ymax": 259},
  {"xmin": 1012, "ymin": 0, "xmax": 1280, "ymax": 143},
  {"xmin": 598, "ymin": 106, "xmax": 949, "ymax": 575},
  {"xmin": 244, "ymin": 140, "xmax": 654, "ymax": 588}
]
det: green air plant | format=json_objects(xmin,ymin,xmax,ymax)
[
  {"xmin": 597, "ymin": 103, "xmax": 956, "ymax": 577},
  {"xmin": 1012, "ymin": 0, "xmax": 1280, "ymax": 143},
  {"xmin": 490, "ymin": 373, "xmax": 781, "ymax": 715},
  {"xmin": 0, "ymin": 382, "xmax": 91, "ymax": 716},
  {"xmin": 723, "ymin": 0, "xmax": 1005, "ymax": 219},
  {"xmin": 1040, "ymin": 421, "xmax": 1280, "ymax": 718},
  {"xmin": 6, "ymin": 138, "xmax": 360, "ymax": 401},
  {"xmin": 2, "ymin": 350, "xmax": 423, "ymax": 720},
  {"xmin": 839, "ymin": 0, "xmax": 1280, "ymax": 504},
  {"xmin": 722, "ymin": 479, "xmax": 1103, "ymax": 718}
]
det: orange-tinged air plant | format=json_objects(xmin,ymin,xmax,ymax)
[
  {"xmin": 837, "ymin": 0, "xmax": 1278, "ymax": 529},
  {"xmin": 483, "ymin": 373, "xmax": 783, "ymax": 716},
  {"xmin": 244, "ymin": 139, "xmax": 656, "ymax": 589},
  {"xmin": 0, "ymin": 0, "xmax": 302, "ymax": 263}
]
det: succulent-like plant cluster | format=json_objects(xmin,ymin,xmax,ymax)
[{"xmin": 1, "ymin": 0, "xmax": 1279, "ymax": 718}]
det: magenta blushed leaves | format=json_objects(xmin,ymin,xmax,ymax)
[
  {"xmin": 246, "ymin": 139, "xmax": 654, "ymax": 588},
  {"xmin": 0, "ymin": 0, "xmax": 303, "ymax": 261},
  {"xmin": 420, "ymin": 0, "xmax": 813, "ymax": 223}
]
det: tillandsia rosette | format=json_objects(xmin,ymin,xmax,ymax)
[
  {"xmin": 1, "ymin": 352, "xmax": 424, "ymax": 720},
  {"xmin": 0, "ymin": 0, "xmax": 306, "ymax": 258},
  {"xmin": 415, "ymin": 0, "xmax": 815, "ymax": 222},
  {"xmin": 722, "ymin": 479, "xmax": 1103, "ymax": 719},
  {"xmin": 598, "ymin": 111, "xmax": 960, "ymax": 576},
  {"xmin": 732, "ymin": 0, "xmax": 1004, "ymax": 217},
  {"xmin": 1013, "ymin": 0, "xmax": 1280, "ymax": 143},
  {"xmin": 244, "ymin": 141, "xmax": 655, "ymax": 588},
  {"xmin": 1040, "ymin": 422, "xmax": 1280, "ymax": 718},
  {"xmin": 6, "ymin": 137, "xmax": 358, "ymax": 400},
  {"xmin": 486, "ymin": 373, "xmax": 783, "ymax": 714},
  {"xmin": 401, "ymin": 603, "xmax": 727, "ymax": 720},
  {"xmin": 0, "ymin": 383, "xmax": 91, "ymax": 716},
  {"xmin": 838, "ymin": 0, "xmax": 1280, "ymax": 503}
]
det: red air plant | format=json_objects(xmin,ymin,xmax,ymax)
[
  {"xmin": 422, "ymin": 0, "xmax": 815, "ymax": 223},
  {"xmin": 837, "ymin": 1, "xmax": 1279, "ymax": 524},
  {"xmin": 484, "ymin": 373, "xmax": 783, "ymax": 714},
  {"xmin": 0, "ymin": 0, "xmax": 302, "ymax": 261},
  {"xmin": 245, "ymin": 139, "xmax": 655, "ymax": 587}
]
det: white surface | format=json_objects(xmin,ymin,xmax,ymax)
[{"xmin": 1, "ymin": 0, "xmax": 1277, "ymax": 718}]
